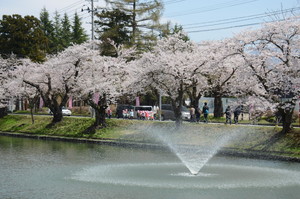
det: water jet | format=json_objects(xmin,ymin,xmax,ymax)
[{"xmin": 138, "ymin": 124, "xmax": 240, "ymax": 175}]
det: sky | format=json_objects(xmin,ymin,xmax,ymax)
[{"xmin": 0, "ymin": 0, "xmax": 300, "ymax": 42}]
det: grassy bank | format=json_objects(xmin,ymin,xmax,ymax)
[
  {"xmin": 0, "ymin": 115, "xmax": 143, "ymax": 139},
  {"xmin": 0, "ymin": 115, "xmax": 300, "ymax": 159}
]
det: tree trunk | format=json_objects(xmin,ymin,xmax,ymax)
[
  {"xmin": 213, "ymin": 95, "xmax": 223, "ymax": 118},
  {"xmin": 0, "ymin": 107, "xmax": 7, "ymax": 118},
  {"xmin": 80, "ymin": 101, "xmax": 83, "ymax": 114},
  {"xmin": 278, "ymin": 107, "xmax": 294, "ymax": 134},
  {"xmin": 190, "ymin": 91, "xmax": 201, "ymax": 109},
  {"xmin": 94, "ymin": 105, "xmax": 106, "ymax": 128},
  {"xmin": 173, "ymin": 104, "xmax": 182, "ymax": 129},
  {"xmin": 187, "ymin": 85, "xmax": 202, "ymax": 109},
  {"xmin": 48, "ymin": 102, "xmax": 64, "ymax": 123},
  {"xmin": 190, "ymin": 98, "xmax": 200, "ymax": 109},
  {"xmin": 52, "ymin": 110, "xmax": 63, "ymax": 123},
  {"xmin": 171, "ymin": 88, "xmax": 184, "ymax": 129},
  {"xmin": 30, "ymin": 108, "xmax": 34, "ymax": 124},
  {"xmin": 87, "ymin": 93, "xmax": 108, "ymax": 130},
  {"xmin": 29, "ymin": 98, "xmax": 38, "ymax": 124}
]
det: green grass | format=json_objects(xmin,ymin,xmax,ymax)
[
  {"xmin": 0, "ymin": 114, "xmax": 300, "ymax": 158},
  {"xmin": 0, "ymin": 115, "xmax": 146, "ymax": 140},
  {"xmin": 0, "ymin": 115, "xmax": 93, "ymax": 137}
]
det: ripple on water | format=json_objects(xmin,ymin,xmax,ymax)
[{"xmin": 68, "ymin": 162, "xmax": 300, "ymax": 189}]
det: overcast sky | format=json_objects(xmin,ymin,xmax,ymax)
[{"xmin": 0, "ymin": 0, "xmax": 299, "ymax": 42}]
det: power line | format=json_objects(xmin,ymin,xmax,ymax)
[
  {"xmin": 183, "ymin": 6, "xmax": 300, "ymax": 27},
  {"xmin": 183, "ymin": 6, "xmax": 300, "ymax": 30},
  {"xmin": 163, "ymin": 0, "xmax": 187, "ymax": 5},
  {"xmin": 57, "ymin": 0, "xmax": 85, "ymax": 14},
  {"xmin": 141, "ymin": 0, "xmax": 187, "ymax": 6},
  {"xmin": 166, "ymin": 0, "xmax": 258, "ymax": 18},
  {"xmin": 82, "ymin": 15, "xmax": 92, "ymax": 20},
  {"xmin": 56, "ymin": 1, "xmax": 96, "ymax": 21},
  {"xmin": 65, "ymin": 5, "xmax": 86, "ymax": 16},
  {"xmin": 186, "ymin": 16, "xmax": 300, "ymax": 33},
  {"xmin": 187, "ymin": 21, "xmax": 262, "ymax": 33},
  {"xmin": 78, "ymin": 12, "xmax": 90, "ymax": 18}
]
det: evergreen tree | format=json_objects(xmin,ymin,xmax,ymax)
[
  {"xmin": 61, "ymin": 13, "xmax": 72, "ymax": 48},
  {"xmin": 52, "ymin": 11, "xmax": 64, "ymax": 53},
  {"xmin": 72, "ymin": 12, "xmax": 88, "ymax": 45},
  {"xmin": 95, "ymin": 8, "xmax": 131, "ymax": 56},
  {"xmin": 105, "ymin": 0, "xmax": 163, "ymax": 51},
  {"xmin": 0, "ymin": 14, "xmax": 47, "ymax": 62},
  {"xmin": 39, "ymin": 8, "xmax": 55, "ymax": 53}
]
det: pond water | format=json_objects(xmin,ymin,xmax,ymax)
[{"xmin": 0, "ymin": 135, "xmax": 300, "ymax": 199}]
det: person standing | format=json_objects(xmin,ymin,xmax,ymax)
[
  {"xmin": 129, "ymin": 109, "xmax": 134, "ymax": 119},
  {"xmin": 202, "ymin": 102, "xmax": 209, "ymax": 123},
  {"xmin": 195, "ymin": 107, "xmax": 201, "ymax": 123},
  {"xmin": 224, "ymin": 106, "xmax": 232, "ymax": 124},
  {"xmin": 106, "ymin": 107, "xmax": 112, "ymax": 119},
  {"xmin": 234, "ymin": 106, "xmax": 241, "ymax": 124},
  {"xmin": 123, "ymin": 109, "xmax": 128, "ymax": 119},
  {"xmin": 190, "ymin": 107, "xmax": 195, "ymax": 122}
]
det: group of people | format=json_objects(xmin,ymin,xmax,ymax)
[
  {"xmin": 224, "ymin": 105, "xmax": 243, "ymax": 124},
  {"xmin": 136, "ymin": 110, "xmax": 155, "ymax": 120},
  {"xmin": 114, "ymin": 103, "xmax": 244, "ymax": 123},
  {"xmin": 189, "ymin": 102, "xmax": 209, "ymax": 123},
  {"xmin": 122, "ymin": 109, "xmax": 155, "ymax": 120},
  {"xmin": 122, "ymin": 109, "xmax": 134, "ymax": 119},
  {"xmin": 190, "ymin": 103, "xmax": 243, "ymax": 124}
]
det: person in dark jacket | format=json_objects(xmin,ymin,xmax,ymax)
[
  {"xmin": 202, "ymin": 102, "xmax": 209, "ymax": 123},
  {"xmin": 224, "ymin": 106, "xmax": 232, "ymax": 124},
  {"xmin": 234, "ymin": 106, "xmax": 242, "ymax": 124}
]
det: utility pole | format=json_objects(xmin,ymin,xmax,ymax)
[{"xmin": 81, "ymin": 0, "xmax": 98, "ymax": 41}]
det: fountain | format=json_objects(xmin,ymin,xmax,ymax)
[{"xmin": 137, "ymin": 124, "xmax": 240, "ymax": 175}]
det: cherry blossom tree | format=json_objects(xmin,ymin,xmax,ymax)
[
  {"xmin": 76, "ymin": 44, "xmax": 136, "ymax": 131},
  {"xmin": 0, "ymin": 55, "xmax": 20, "ymax": 117},
  {"xmin": 14, "ymin": 42, "xmax": 95, "ymax": 124},
  {"xmin": 198, "ymin": 39, "xmax": 245, "ymax": 117},
  {"xmin": 136, "ymin": 33, "xmax": 207, "ymax": 127},
  {"xmin": 8, "ymin": 41, "xmax": 135, "ymax": 130},
  {"xmin": 4, "ymin": 62, "xmax": 39, "ymax": 123},
  {"xmin": 0, "ymin": 57, "xmax": 8, "ymax": 115},
  {"xmin": 184, "ymin": 41, "xmax": 209, "ymax": 111},
  {"xmin": 236, "ymin": 17, "xmax": 300, "ymax": 134}
]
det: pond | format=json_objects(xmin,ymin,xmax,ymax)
[{"xmin": 0, "ymin": 135, "xmax": 300, "ymax": 199}]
